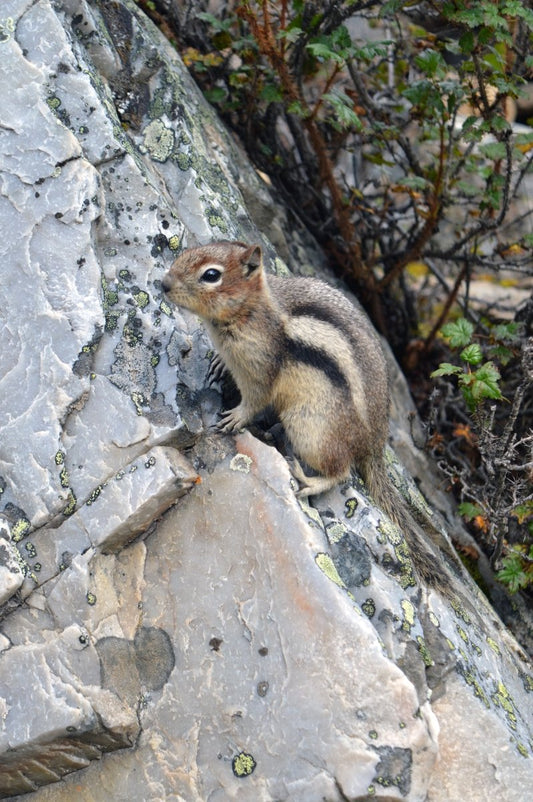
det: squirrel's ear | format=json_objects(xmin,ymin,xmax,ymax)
[{"xmin": 242, "ymin": 244, "xmax": 262, "ymax": 276}]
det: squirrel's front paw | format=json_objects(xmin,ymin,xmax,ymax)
[
  {"xmin": 218, "ymin": 405, "xmax": 250, "ymax": 433},
  {"xmin": 207, "ymin": 353, "xmax": 226, "ymax": 386}
]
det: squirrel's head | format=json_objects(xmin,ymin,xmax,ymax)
[{"xmin": 162, "ymin": 241, "xmax": 265, "ymax": 322}]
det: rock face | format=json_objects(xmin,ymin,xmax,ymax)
[{"xmin": 0, "ymin": 1, "xmax": 531, "ymax": 800}]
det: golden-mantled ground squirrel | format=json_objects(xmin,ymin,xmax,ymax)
[{"xmin": 162, "ymin": 241, "xmax": 458, "ymax": 584}]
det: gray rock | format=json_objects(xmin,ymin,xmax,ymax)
[{"xmin": 0, "ymin": 1, "xmax": 532, "ymax": 800}]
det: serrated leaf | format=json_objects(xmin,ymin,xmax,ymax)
[
  {"xmin": 441, "ymin": 318, "xmax": 474, "ymax": 348},
  {"xmin": 460, "ymin": 343, "xmax": 483, "ymax": 365},
  {"xmin": 497, "ymin": 553, "xmax": 529, "ymax": 593},
  {"xmin": 430, "ymin": 363, "xmax": 462, "ymax": 378},
  {"xmin": 415, "ymin": 49, "xmax": 446, "ymax": 78},
  {"xmin": 492, "ymin": 321, "xmax": 521, "ymax": 342},
  {"xmin": 480, "ymin": 141, "xmax": 507, "ymax": 161},
  {"xmin": 306, "ymin": 42, "xmax": 344, "ymax": 64},
  {"xmin": 471, "ymin": 361, "xmax": 502, "ymax": 402}
]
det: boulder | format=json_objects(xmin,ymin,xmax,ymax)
[{"xmin": 0, "ymin": 1, "xmax": 531, "ymax": 800}]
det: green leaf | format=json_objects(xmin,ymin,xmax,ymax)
[
  {"xmin": 458, "ymin": 502, "xmax": 484, "ymax": 520},
  {"xmin": 441, "ymin": 319, "xmax": 474, "ymax": 348},
  {"xmin": 260, "ymin": 83, "xmax": 283, "ymax": 103},
  {"xmin": 471, "ymin": 361, "xmax": 502, "ymax": 402},
  {"xmin": 430, "ymin": 363, "xmax": 463, "ymax": 378},
  {"xmin": 323, "ymin": 91, "xmax": 362, "ymax": 131},
  {"xmin": 460, "ymin": 343, "xmax": 483, "ymax": 365},
  {"xmin": 306, "ymin": 42, "xmax": 344, "ymax": 64},
  {"xmin": 497, "ymin": 553, "xmax": 529, "ymax": 594},
  {"xmin": 203, "ymin": 86, "xmax": 227, "ymax": 104},
  {"xmin": 415, "ymin": 49, "xmax": 446, "ymax": 78},
  {"xmin": 488, "ymin": 344, "xmax": 514, "ymax": 366},
  {"xmin": 492, "ymin": 321, "xmax": 521, "ymax": 343},
  {"xmin": 480, "ymin": 141, "xmax": 508, "ymax": 161}
]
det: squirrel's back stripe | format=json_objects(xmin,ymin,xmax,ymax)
[
  {"xmin": 291, "ymin": 302, "xmax": 349, "ymax": 335},
  {"xmin": 284, "ymin": 336, "xmax": 350, "ymax": 392}
]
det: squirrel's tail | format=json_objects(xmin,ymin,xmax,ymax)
[{"xmin": 359, "ymin": 452, "xmax": 460, "ymax": 587}]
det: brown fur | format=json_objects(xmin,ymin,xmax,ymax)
[{"xmin": 162, "ymin": 241, "xmax": 460, "ymax": 586}]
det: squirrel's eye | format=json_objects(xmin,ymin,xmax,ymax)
[{"xmin": 200, "ymin": 268, "xmax": 222, "ymax": 283}]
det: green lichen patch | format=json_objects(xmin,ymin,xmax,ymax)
[
  {"xmin": 456, "ymin": 624, "xmax": 469, "ymax": 644},
  {"xmin": 101, "ymin": 275, "xmax": 119, "ymax": 308},
  {"xmin": 141, "ymin": 119, "xmax": 175, "ymax": 162},
  {"xmin": 315, "ymin": 552, "xmax": 346, "ymax": 591},
  {"xmin": 132, "ymin": 289, "xmax": 150, "ymax": 309},
  {"xmin": 0, "ymin": 17, "xmax": 15, "ymax": 43},
  {"xmin": 393, "ymin": 539, "xmax": 417, "ymax": 590},
  {"xmin": 59, "ymin": 467, "xmax": 70, "ymax": 489},
  {"xmin": 372, "ymin": 745, "xmax": 412, "ymax": 797},
  {"xmin": 24, "ymin": 542, "xmax": 37, "ymax": 559},
  {"xmin": 206, "ymin": 210, "xmax": 228, "ymax": 232},
  {"xmin": 416, "ymin": 636, "xmax": 433, "ymax": 667},
  {"xmin": 344, "ymin": 497, "xmax": 358, "ymax": 519},
  {"xmin": 232, "ymin": 751, "xmax": 256, "ymax": 778},
  {"xmin": 229, "ymin": 454, "xmax": 252, "ymax": 474},
  {"xmin": 450, "ymin": 597, "xmax": 472, "ymax": 625},
  {"xmin": 131, "ymin": 392, "xmax": 147, "ymax": 416},
  {"xmin": 401, "ymin": 599, "xmax": 416, "ymax": 633},
  {"xmin": 160, "ymin": 299, "xmax": 173, "ymax": 317},
  {"xmin": 175, "ymin": 151, "xmax": 192, "ymax": 171},
  {"xmin": 62, "ymin": 489, "xmax": 77, "ymax": 516},
  {"xmin": 325, "ymin": 521, "xmax": 349, "ymax": 545},
  {"xmin": 361, "ymin": 599, "xmax": 376, "ymax": 618},
  {"xmin": 457, "ymin": 663, "xmax": 490, "ymax": 709},
  {"xmin": 86, "ymin": 485, "xmax": 104, "ymax": 506},
  {"xmin": 492, "ymin": 681, "xmax": 518, "ymax": 731},
  {"xmin": 428, "ymin": 611, "xmax": 440, "ymax": 628},
  {"xmin": 11, "ymin": 517, "xmax": 31, "ymax": 543},
  {"xmin": 521, "ymin": 673, "xmax": 533, "ymax": 693},
  {"xmin": 55, "ymin": 451, "xmax": 65, "ymax": 466},
  {"xmin": 86, "ymin": 592, "xmax": 97, "ymax": 606},
  {"xmin": 168, "ymin": 235, "xmax": 180, "ymax": 251}
]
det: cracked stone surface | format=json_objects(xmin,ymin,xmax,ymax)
[{"xmin": 0, "ymin": 1, "xmax": 532, "ymax": 800}]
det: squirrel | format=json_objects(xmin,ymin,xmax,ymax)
[{"xmin": 161, "ymin": 240, "xmax": 460, "ymax": 585}]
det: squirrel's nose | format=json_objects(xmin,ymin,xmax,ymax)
[{"xmin": 161, "ymin": 275, "xmax": 172, "ymax": 292}]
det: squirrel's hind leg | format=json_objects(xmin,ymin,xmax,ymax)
[{"xmin": 291, "ymin": 459, "xmax": 342, "ymax": 498}]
